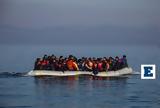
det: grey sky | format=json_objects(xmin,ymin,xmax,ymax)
[{"xmin": 0, "ymin": 0, "xmax": 160, "ymax": 45}]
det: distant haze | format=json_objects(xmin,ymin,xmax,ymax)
[{"xmin": 0, "ymin": 0, "xmax": 160, "ymax": 46}]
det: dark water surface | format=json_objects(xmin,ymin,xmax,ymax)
[{"xmin": 0, "ymin": 74, "xmax": 160, "ymax": 108}]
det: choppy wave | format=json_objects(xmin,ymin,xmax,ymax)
[{"xmin": 0, "ymin": 72, "xmax": 28, "ymax": 78}]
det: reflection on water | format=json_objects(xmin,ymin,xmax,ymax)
[
  {"xmin": 34, "ymin": 76, "xmax": 128, "ymax": 89},
  {"xmin": 33, "ymin": 77, "xmax": 129, "ymax": 108}
]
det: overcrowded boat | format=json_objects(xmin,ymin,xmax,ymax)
[{"xmin": 28, "ymin": 54, "xmax": 133, "ymax": 77}]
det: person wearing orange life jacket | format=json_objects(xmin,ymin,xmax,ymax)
[{"xmin": 66, "ymin": 55, "xmax": 79, "ymax": 71}]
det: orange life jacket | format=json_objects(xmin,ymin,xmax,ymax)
[
  {"xmin": 67, "ymin": 60, "xmax": 79, "ymax": 71},
  {"xmin": 73, "ymin": 62, "xmax": 79, "ymax": 71},
  {"xmin": 67, "ymin": 60, "xmax": 74, "ymax": 70}
]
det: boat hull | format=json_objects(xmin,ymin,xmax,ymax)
[{"xmin": 27, "ymin": 67, "xmax": 133, "ymax": 77}]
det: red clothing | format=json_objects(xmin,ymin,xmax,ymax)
[
  {"xmin": 98, "ymin": 62, "xmax": 103, "ymax": 71},
  {"xmin": 41, "ymin": 60, "xmax": 49, "ymax": 66}
]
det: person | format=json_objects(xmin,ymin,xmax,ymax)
[
  {"xmin": 97, "ymin": 58, "xmax": 103, "ymax": 72},
  {"xmin": 54, "ymin": 57, "xmax": 60, "ymax": 71},
  {"xmin": 38, "ymin": 58, "xmax": 43, "ymax": 70},
  {"xmin": 77, "ymin": 59, "xmax": 83, "ymax": 71},
  {"xmin": 46, "ymin": 56, "xmax": 52, "ymax": 70},
  {"xmin": 34, "ymin": 58, "xmax": 41, "ymax": 70},
  {"xmin": 33, "ymin": 54, "xmax": 128, "ymax": 72},
  {"xmin": 84, "ymin": 58, "xmax": 93, "ymax": 71},
  {"xmin": 103, "ymin": 58, "xmax": 110, "ymax": 71},
  {"xmin": 41, "ymin": 58, "xmax": 49, "ymax": 70},
  {"xmin": 56, "ymin": 56, "xmax": 67, "ymax": 72},
  {"xmin": 121, "ymin": 55, "xmax": 128, "ymax": 68},
  {"xmin": 92, "ymin": 60, "xmax": 98, "ymax": 75},
  {"xmin": 106, "ymin": 60, "xmax": 110, "ymax": 71},
  {"xmin": 57, "ymin": 60, "xmax": 63, "ymax": 71},
  {"xmin": 50, "ymin": 56, "xmax": 56, "ymax": 70},
  {"xmin": 102, "ymin": 58, "xmax": 107, "ymax": 71},
  {"xmin": 113, "ymin": 56, "xmax": 122, "ymax": 70},
  {"xmin": 61, "ymin": 59, "xmax": 68, "ymax": 72},
  {"xmin": 43, "ymin": 55, "xmax": 48, "ymax": 60},
  {"xmin": 66, "ymin": 55, "xmax": 79, "ymax": 71},
  {"xmin": 81, "ymin": 57, "xmax": 86, "ymax": 71},
  {"xmin": 108, "ymin": 57, "xmax": 114, "ymax": 71}
]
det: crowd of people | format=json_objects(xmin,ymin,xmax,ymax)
[{"xmin": 34, "ymin": 54, "xmax": 128, "ymax": 74}]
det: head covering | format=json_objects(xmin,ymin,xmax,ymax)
[{"xmin": 123, "ymin": 55, "xmax": 126, "ymax": 58}]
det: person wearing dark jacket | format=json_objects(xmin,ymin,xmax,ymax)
[{"xmin": 122, "ymin": 55, "xmax": 128, "ymax": 68}]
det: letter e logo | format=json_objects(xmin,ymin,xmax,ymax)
[{"xmin": 141, "ymin": 64, "xmax": 156, "ymax": 79}]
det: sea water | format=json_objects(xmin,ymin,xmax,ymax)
[
  {"xmin": 0, "ymin": 74, "xmax": 160, "ymax": 108},
  {"xmin": 0, "ymin": 45, "xmax": 160, "ymax": 108}
]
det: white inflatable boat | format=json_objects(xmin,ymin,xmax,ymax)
[{"xmin": 27, "ymin": 67, "xmax": 133, "ymax": 77}]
